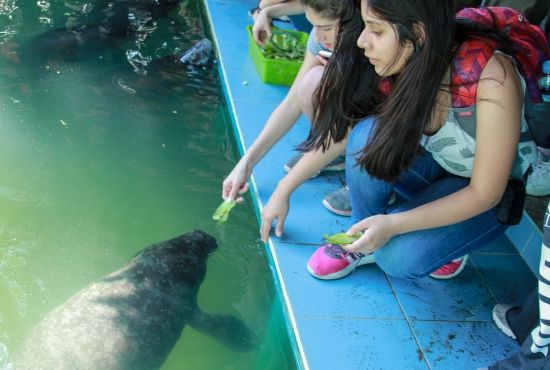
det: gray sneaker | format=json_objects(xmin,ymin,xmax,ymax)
[
  {"xmin": 284, "ymin": 152, "xmax": 345, "ymax": 176},
  {"xmin": 322, "ymin": 186, "xmax": 352, "ymax": 217},
  {"xmin": 526, "ymin": 151, "xmax": 550, "ymax": 196},
  {"xmin": 322, "ymin": 187, "xmax": 397, "ymax": 217}
]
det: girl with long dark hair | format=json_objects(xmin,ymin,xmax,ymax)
[
  {"xmin": 222, "ymin": 0, "xmax": 360, "ymax": 204},
  {"xmin": 260, "ymin": 0, "xmax": 539, "ymax": 280}
]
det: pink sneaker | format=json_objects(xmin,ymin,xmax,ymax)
[
  {"xmin": 307, "ymin": 244, "xmax": 375, "ymax": 280},
  {"xmin": 429, "ymin": 255, "xmax": 469, "ymax": 279}
]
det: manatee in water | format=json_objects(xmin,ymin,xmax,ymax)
[
  {"xmin": 135, "ymin": 38, "xmax": 213, "ymax": 75},
  {"xmin": 0, "ymin": 2, "xmax": 131, "ymax": 67},
  {"xmin": 0, "ymin": 0, "xmax": 183, "ymax": 68},
  {"xmin": 177, "ymin": 38, "xmax": 213, "ymax": 67},
  {"xmin": 112, "ymin": 38, "xmax": 215, "ymax": 95},
  {"xmin": 11, "ymin": 230, "xmax": 253, "ymax": 370}
]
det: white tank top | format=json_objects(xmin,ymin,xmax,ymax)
[{"xmin": 420, "ymin": 73, "xmax": 537, "ymax": 178}]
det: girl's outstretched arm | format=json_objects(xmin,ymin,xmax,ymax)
[
  {"xmin": 260, "ymin": 138, "xmax": 347, "ymax": 242},
  {"xmin": 222, "ymin": 50, "xmax": 323, "ymax": 202}
]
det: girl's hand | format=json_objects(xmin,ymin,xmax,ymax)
[
  {"xmin": 252, "ymin": 10, "xmax": 273, "ymax": 46},
  {"xmin": 222, "ymin": 160, "xmax": 251, "ymax": 202},
  {"xmin": 260, "ymin": 189, "xmax": 289, "ymax": 242},
  {"xmin": 344, "ymin": 214, "xmax": 398, "ymax": 254}
]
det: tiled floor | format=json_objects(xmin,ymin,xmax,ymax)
[{"xmin": 203, "ymin": 1, "xmax": 543, "ymax": 368}]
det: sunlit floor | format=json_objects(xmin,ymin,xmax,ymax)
[{"xmin": 204, "ymin": 0, "xmax": 544, "ymax": 368}]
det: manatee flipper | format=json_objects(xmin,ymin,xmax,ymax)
[{"xmin": 188, "ymin": 307, "xmax": 255, "ymax": 352}]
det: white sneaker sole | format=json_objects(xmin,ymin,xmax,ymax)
[
  {"xmin": 429, "ymin": 255, "xmax": 469, "ymax": 279},
  {"xmin": 322, "ymin": 198, "xmax": 352, "ymax": 217},
  {"xmin": 492, "ymin": 303, "xmax": 517, "ymax": 340}
]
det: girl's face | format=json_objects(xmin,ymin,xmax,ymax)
[
  {"xmin": 356, "ymin": 1, "xmax": 414, "ymax": 77},
  {"xmin": 304, "ymin": 6, "xmax": 339, "ymax": 51}
]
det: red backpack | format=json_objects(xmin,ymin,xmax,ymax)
[{"xmin": 451, "ymin": 7, "xmax": 550, "ymax": 148}]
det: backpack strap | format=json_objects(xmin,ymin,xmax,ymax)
[
  {"xmin": 450, "ymin": 38, "xmax": 497, "ymax": 108},
  {"xmin": 451, "ymin": 37, "xmax": 536, "ymax": 144},
  {"xmin": 450, "ymin": 38, "xmax": 534, "ymax": 178}
]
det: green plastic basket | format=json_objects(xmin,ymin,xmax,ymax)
[{"xmin": 246, "ymin": 25, "xmax": 308, "ymax": 86}]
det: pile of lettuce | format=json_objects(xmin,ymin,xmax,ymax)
[{"xmin": 261, "ymin": 30, "xmax": 305, "ymax": 61}]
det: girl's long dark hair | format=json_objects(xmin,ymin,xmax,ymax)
[
  {"xmin": 299, "ymin": 0, "xmax": 375, "ymax": 153},
  {"xmin": 301, "ymin": 0, "xmax": 456, "ymax": 181},
  {"xmin": 357, "ymin": 0, "xmax": 455, "ymax": 182},
  {"xmin": 302, "ymin": 0, "xmax": 513, "ymax": 182}
]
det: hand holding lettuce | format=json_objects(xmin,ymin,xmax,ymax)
[{"xmin": 323, "ymin": 232, "xmax": 363, "ymax": 245}]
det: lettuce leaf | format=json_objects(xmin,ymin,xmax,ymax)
[
  {"xmin": 212, "ymin": 200, "xmax": 237, "ymax": 222},
  {"xmin": 323, "ymin": 232, "xmax": 363, "ymax": 245}
]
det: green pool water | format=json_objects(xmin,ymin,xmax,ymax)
[{"xmin": 0, "ymin": 1, "xmax": 296, "ymax": 369}]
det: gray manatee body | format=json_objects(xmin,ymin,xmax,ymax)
[
  {"xmin": 12, "ymin": 230, "xmax": 253, "ymax": 370},
  {"xmin": 112, "ymin": 38, "xmax": 215, "ymax": 95},
  {"xmin": 144, "ymin": 38, "xmax": 214, "ymax": 73}
]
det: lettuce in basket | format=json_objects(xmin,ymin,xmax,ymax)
[{"xmin": 261, "ymin": 30, "xmax": 306, "ymax": 62}]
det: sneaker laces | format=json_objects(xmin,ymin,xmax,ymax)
[{"xmin": 325, "ymin": 244, "xmax": 365, "ymax": 265}]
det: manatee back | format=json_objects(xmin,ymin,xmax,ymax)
[
  {"xmin": 12, "ymin": 278, "xmax": 191, "ymax": 370},
  {"xmin": 12, "ymin": 230, "xmax": 218, "ymax": 370}
]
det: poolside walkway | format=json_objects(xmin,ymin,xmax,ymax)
[{"xmin": 203, "ymin": 1, "xmax": 544, "ymax": 368}]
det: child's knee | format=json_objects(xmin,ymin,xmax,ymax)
[
  {"xmin": 297, "ymin": 65, "xmax": 324, "ymax": 113},
  {"xmin": 374, "ymin": 247, "xmax": 425, "ymax": 280}
]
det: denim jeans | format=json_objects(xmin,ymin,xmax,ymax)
[{"xmin": 346, "ymin": 117, "xmax": 507, "ymax": 280}]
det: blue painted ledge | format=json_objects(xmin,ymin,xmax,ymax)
[{"xmin": 202, "ymin": 0, "xmax": 542, "ymax": 369}]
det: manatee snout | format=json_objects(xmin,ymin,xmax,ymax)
[{"xmin": 186, "ymin": 229, "xmax": 218, "ymax": 253}]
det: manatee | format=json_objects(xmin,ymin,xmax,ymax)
[
  {"xmin": 177, "ymin": 38, "xmax": 213, "ymax": 67},
  {"xmin": 138, "ymin": 38, "xmax": 213, "ymax": 76},
  {"xmin": 0, "ymin": 0, "xmax": 182, "ymax": 69},
  {"xmin": 110, "ymin": 38, "xmax": 215, "ymax": 95},
  {"xmin": 11, "ymin": 230, "xmax": 253, "ymax": 370}
]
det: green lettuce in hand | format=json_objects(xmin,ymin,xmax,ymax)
[
  {"xmin": 323, "ymin": 232, "xmax": 363, "ymax": 245},
  {"xmin": 212, "ymin": 200, "xmax": 237, "ymax": 222}
]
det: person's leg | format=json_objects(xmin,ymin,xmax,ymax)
[
  {"xmin": 486, "ymin": 202, "xmax": 550, "ymax": 369},
  {"xmin": 345, "ymin": 119, "xmax": 393, "ymax": 220},
  {"xmin": 373, "ymin": 176, "xmax": 507, "ymax": 279},
  {"xmin": 346, "ymin": 116, "xmax": 447, "ymax": 223},
  {"xmin": 487, "ymin": 334, "xmax": 550, "ymax": 369},
  {"xmin": 285, "ymin": 65, "xmax": 346, "ymax": 174},
  {"xmin": 505, "ymin": 289, "xmax": 541, "ymax": 343},
  {"xmin": 310, "ymin": 116, "xmax": 488, "ymax": 281},
  {"xmin": 528, "ymin": 202, "xmax": 550, "ymax": 354},
  {"xmin": 296, "ymin": 65, "xmax": 323, "ymax": 121}
]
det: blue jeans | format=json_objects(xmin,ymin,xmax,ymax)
[{"xmin": 346, "ymin": 117, "xmax": 507, "ymax": 280}]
